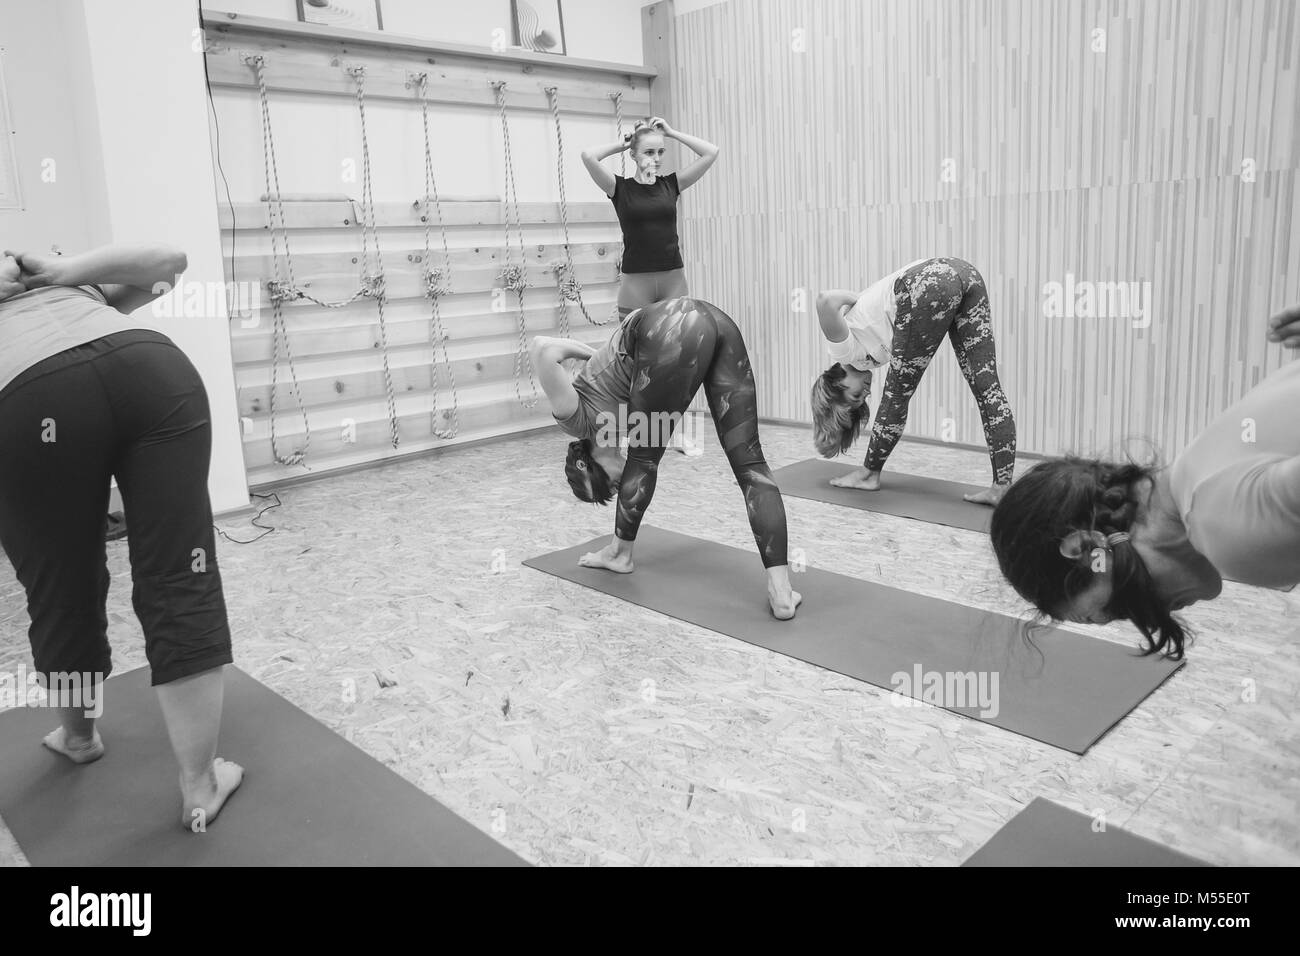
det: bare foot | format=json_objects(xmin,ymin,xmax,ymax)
[
  {"xmin": 181, "ymin": 757, "xmax": 244, "ymax": 830},
  {"xmin": 43, "ymin": 726, "xmax": 105, "ymax": 764},
  {"xmin": 830, "ymin": 467, "xmax": 881, "ymax": 491},
  {"xmin": 578, "ymin": 545, "xmax": 634, "ymax": 573},
  {"xmin": 670, "ymin": 431, "xmax": 704, "ymax": 458},
  {"xmin": 768, "ymin": 585, "xmax": 803, "ymax": 620},
  {"xmin": 963, "ymin": 483, "xmax": 1009, "ymax": 506}
]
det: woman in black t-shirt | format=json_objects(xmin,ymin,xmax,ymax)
[
  {"xmin": 581, "ymin": 117, "xmax": 718, "ymax": 319},
  {"xmin": 581, "ymin": 117, "xmax": 718, "ymax": 455}
]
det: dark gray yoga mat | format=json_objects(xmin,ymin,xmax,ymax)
[
  {"xmin": 963, "ymin": 797, "xmax": 1209, "ymax": 866},
  {"xmin": 0, "ymin": 665, "xmax": 526, "ymax": 866},
  {"xmin": 524, "ymin": 527, "xmax": 1182, "ymax": 754},
  {"xmin": 772, "ymin": 459, "xmax": 992, "ymax": 532}
]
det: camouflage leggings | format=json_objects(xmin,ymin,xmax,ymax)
[
  {"xmin": 865, "ymin": 258, "xmax": 1017, "ymax": 485},
  {"xmin": 612, "ymin": 298, "xmax": 789, "ymax": 568}
]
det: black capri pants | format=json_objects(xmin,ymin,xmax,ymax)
[{"xmin": 0, "ymin": 329, "xmax": 233, "ymax": 686}]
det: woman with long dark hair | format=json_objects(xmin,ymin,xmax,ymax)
[{"xmin": 990, "ymin": 308, "xmax": 1300, "ymax": 658}]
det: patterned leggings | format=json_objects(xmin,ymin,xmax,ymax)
[
  {"xmin": 614, "ymin": 297, "xmax": 789, "ymax": 568},
  {"xmin": 865, "ymin": 258, "xmax": 1017, "ymax": 484}
]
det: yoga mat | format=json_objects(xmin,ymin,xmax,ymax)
[
  {"xmin": 771, "ymin": 459, "xmax": 992, "ymax": 532},
  {"xmin": 524, "ymin": 527, "xmax": 1182, "ymax": 754},
  {"xmin": 963, "ymin": 798, "xmax": 1209, "ymax": 866},
  {"xmin": 0, "ymin": 666, "xmax": 526, "ymax": 866}
]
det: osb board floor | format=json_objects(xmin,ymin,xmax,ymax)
[{"xmin": 1, "ymin": 422, "xmax": 1297, "ymax": 867}]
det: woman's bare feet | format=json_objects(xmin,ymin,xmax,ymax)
[
  {"xmin": 42, "ymin": 726, "xmax": 105, "ymax": 764},
  {"xmin": 180, "ymin": 757, "xmax": 244, "ymax": 830},
  {"xmin": 669, "ymin": 429, "xmax": 704, "ymax": 457},
  {"xmin": 768, "ymin": 586, "xmax": 803, "ymax": 620},
  {"xmin": 963, "ymin": 482, "xmax": 1010, "ymax": 506},
  {"xmin": 829, "ymin": 467, "xmax": 881, "ymax": 491},
  {"xmin": 766, "ymin": 565, "xmax": 802, "ymax": 620},
  {"xmin": 579, "ymin": 541, "xmax": 635, "ymax": 573}
]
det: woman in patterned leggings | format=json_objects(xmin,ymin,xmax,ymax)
[
  {"xmin": 529, "ymin": 297, "xmax": 800, "ymax": 619},
  {"xmin": 810, "ymin": 257, "xmax": 1017, "ymax": 506}
]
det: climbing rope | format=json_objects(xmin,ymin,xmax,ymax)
[
  {"xmin": 414, "ymin": 72, "xmax": 459, "ymax": 439},
  {"xmin": 348, "ymin": 64, "xmax": 401, "ymax": 449},
  {"xmin": 247, "ymin": 53, "xmax": 310, "ymax": 467},
  {"xmin": 611, "ymin": 90, "xmax": 626, "ymax": 176},
  {"xmin": 492, "ymin": 80, "xmax": 540, "ymax": 409},
  {"xmin": 545, "ymin": 86, "xmax": 617, "ymax": 329}
]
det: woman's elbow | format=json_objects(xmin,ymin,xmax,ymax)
[{"xmin": 156, "ymin": 246, "xmax": 187, "ymax": 281}]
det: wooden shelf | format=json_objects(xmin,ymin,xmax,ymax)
[{"xmin": 201, "ymin": 9, "xmax": 658, "ymax": 80}]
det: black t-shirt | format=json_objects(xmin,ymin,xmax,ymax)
[{"xmin": 610, "ymin": 172, "xmax": 684, "ymax": 273}]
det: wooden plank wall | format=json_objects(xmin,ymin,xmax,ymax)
[
  {"xmin": 671, "ymin": 0, "xmax": 1300, "ymax": 462},
  {"xmin": 201, "ymin": 18, "xmax": 652, "ymax": 487}
]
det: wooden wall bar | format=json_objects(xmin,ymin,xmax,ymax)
[
  {"xmin": 671, "ymin": 0, "xmax": 1300, "ymax": 465},
  {"xmin": 202, "ymin": 14, "xmax": 644, "ymax": 487}
]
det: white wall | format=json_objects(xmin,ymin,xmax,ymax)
[
  {"xmin": 1, "ymin": 0, "xmax": 250, "ymax": 514},
  {"xmin": 0, "ymin": 1, "xmax": 107, "ymax": 254}
]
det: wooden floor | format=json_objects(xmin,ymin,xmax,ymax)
[{"xmin": 1, "ymin": 421, "xmax": 1297, "ymax": 866}]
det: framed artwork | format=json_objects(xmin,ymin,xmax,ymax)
[
  {"xmin": 511, "ymin": 0, "xmax": 567, "ymax": 55},
  {"xmin": 296, "ymin": 0, "xmax": 384, "ymax": 32},
  {"xmin": 0, "ymin": 48, "xmax": 21, "ymax": 211}
]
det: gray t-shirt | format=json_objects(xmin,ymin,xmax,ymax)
[
  {"xmin": 0, "ymin": 284, "xmax": 135, "ymax": 394},
  {"xmin": 553, "ymin": 318, "xmax": 636, "ymax": 440}
]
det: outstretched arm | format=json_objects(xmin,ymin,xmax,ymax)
[
  {"xmin": 5, "ymin": 244, "xmax": 187, "ymax": 314},
  {"xmin": 816, "ymin": 289, "xmax": 859, "ymax": 343},
  {"xmin": 580, "ymin": 141, "xmax": 625, "ymax": 198},
  {"xmin": 529, "ymin": 336, "xmax": 595, "ymax": 419},
  {"xmin": 656, "ymin": 120, "xmax": 719, "ymax": 191}
]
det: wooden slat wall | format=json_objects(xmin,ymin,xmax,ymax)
[
  {"xmin": 202, "ymin": 21, "xmax": 648, "ymax": 487},
  {"xmin": 672, "ymin": 0, "xmax": 1300, "ymax": 461}
]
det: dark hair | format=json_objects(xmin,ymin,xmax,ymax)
[
  {"xmin": 810, "ymin": 364, "xmax": 871, "ymax": 457},
  {"xmin": 565, "ymin": 438, "xmax": 615, "ymax": 505},
  {"xmin": 989, "ymin": 456, "xmax": 1190, "ymax": 659}
]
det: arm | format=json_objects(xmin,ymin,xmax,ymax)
[
  {"xmin": 654, "ymin": 120, "xmax": 719, "ymax": 192},
  {"xmin": 816, "ymin": 289, "xmax": 860, "ymax": 342},
  {"xmin": 0, "ymin": 254, "xmax": 25, "ymax": 302},
  {"xmin": 580, "ymin": 140, "xmax": 626, "ymax": 198},
  {"xmin": 528, "ymin": 335, "xmax": 595, "ymax": 419},
  {"xmin": 5, "ymin": 244, "xmax": 187, "ymax": 315}
]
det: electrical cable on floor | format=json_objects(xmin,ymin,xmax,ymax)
[{"xmin": 214, "ymin": 492, "xmax": 283, "ymax": 545}]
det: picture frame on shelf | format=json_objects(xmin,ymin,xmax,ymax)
[
  {"xmin": 511, "ymin": 0, "xmax": 567, "ymax": 56},
  {"xmin": 296, "ymin": 0, "xmax": 384, "ymax": 32}
]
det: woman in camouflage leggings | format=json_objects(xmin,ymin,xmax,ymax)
[{"xmin": 811, "ymin": 257, "xmax": 1017, "ymax": 506}]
